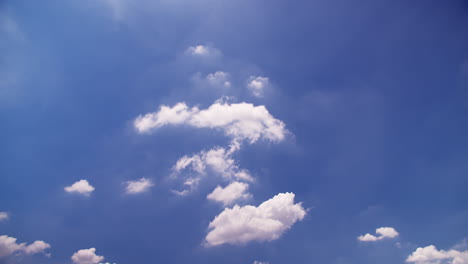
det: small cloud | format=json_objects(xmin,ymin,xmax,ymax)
[
  {"xmin": 71, "ymin": 248, "xmax": 105, "ymax": 264},
  {"xmin": 0, "ymin": 212, "xmax": 9, "ymax": 221},
  {"xmin": 186, "ymin": 45, "xmax": 221, "ymax": 57},
  {"xmin": 0, "ymin": 235, "xmax": 50, "ymax": 258},
  {"xmin": 206, "ymin": 71, "xmax": 231, "ymax": 88},
  {"xmin": 124, "ymin": 178, "xmax": 154, "ymax": 194},
  {"xmin": 358, "ymin": 227, "xmax": 399, "ymax": 242},
  {"xmin": 205, "ymin": 192, "xmax": 306, "ymax": 246},
  {"xmin": 64, "ymin": 180, "xmax": 95, "ymax": 196},
  {"xmin": 406, "ymin": 245, "xmax": 468, "ymax": 264},
  {"xmin": 254, "ymin": 261, "xmax": 270, "ymax": 264},
  {"xmin": 247, "ymin": 76, "xmax": 269, "ymax": 98},
  {"xmin": 207, "ymin": 181, "xmax": 252, "ymax": 206}
]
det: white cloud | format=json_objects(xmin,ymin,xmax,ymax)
[
  {"xmin": 125, "ymin": 178, "xmax": 154, "ymax": 194},
  {"xmin": 0, "ymin": 212, "xmax": 9, "ymax": 221},
  {"xmin": 358, "ymin": 227, "xmax": 399, "ymax": 242},
  {"xmin": 406, "ymin": 245, "xmax": 468, "ymax": 264},
  {"xmin": 206, "ymin": 71, "xmax": 231, "ymax": 88},
  {"xmin": 205, "ymin": 192, "xmax": 306, "ymax": 246},
  {"xmin": 186, "ymin": 45, "xmax": 221, "ymax": 58},
  {"xmin": 71, "ymin": 248, "xmax": 105, "ymax": 264},
  {"xmin": 134, "ymin": 99, "xmax": 287, "ymax": 143},
  {"xmin": 247, "ymin": 76, "xmax": 269, "ymax": 98},
  {"xmin": 0, "ymin": 235, "xmax": 50, "ymax": 258},
  {"xmin": 171, "ymin": 143, "xmax": 253, "ymax": 195},
  {"xmin": 254, "ymin": 261, "xmax": 270, "ymax": 264},
  {"xmin": 207, "ymin": 181, "xmax": 252, "ymax": 206},
  {"xmin": 65, "ymin": 180, "xmax": 95, "ymax": 196}
]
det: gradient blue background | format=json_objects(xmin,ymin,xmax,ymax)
[{"xmin": 1, "ymin": 0, "xmax": 468, "ymax": 263}]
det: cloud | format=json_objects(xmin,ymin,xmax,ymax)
[
  {"xmin": 247, "ymin": 76, "xmax": 269, "ymax": 98},
  {"xmin": 0, "ymin": 212, "xmax": 9, "ymax": 221},
  {"xmin": 0, "ymin": 235, "xmax": 50, "ymax": 258},
  {"xmin": 207, "ymin": 181, "xmax": 252, "ymax": 206},
  {"xmin": 71, "ymin": 248, "xmax": 105, "ymax": 264},
  {"xmin": 406, "ymin": 245, "xmax": 468, "ymax": 264},
  {"xmin": 186, "ymin": 45, "xmax": 222, "ymax": 58},
  {"xmin": 206, "ymin": 71, "xmax": 231, "ymax": 88},
  {"xmin": 171, "ymin": 143, "xmax": 253, "ymax": 195},
  {"xmin": 205, "ymin": 192, "xmax": 306, "ymax": 246},
  {"xmin": 64, "ymin": 180, "xmax": 95, "ymax": 196},
  {"xmin": 134, "ymin": 99, "xmax": 287, "ymax": 143},
  {"xmin": 358, "ymin": 227, "xmax": 399, "ymax": 242},
  {"xmin": 124, "ymin": 178, "xmax": 154, "ymax": 194},
  {"xmin": 253, "ymin": 261, "xmax": 270, "ymax": 264}
]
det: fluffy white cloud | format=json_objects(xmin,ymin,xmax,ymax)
[
  {"xmin": 206, "ymin": 71, "xmax": 231, "ymax": 88},
  {"xmin": 0, "ymin": 235, "xmax": 50, "ymax": 258},
  {"xmin": 406, "ymin": 245, "xmax": 468, "ymax": 264},
  {"xmin": 71, "ymin": 248, "xmax": 105, "ymax": 264},
  {"xmin": 171, "ymin": 143, "xmax": 252, "ymax": 195},
  {"xmin": 134, "ymin": 100, "xmax": 287, "ymax": 143},
  {"xmin": 186, "ymin": 45, "xmax": 222, "ymax": 58},
  {"xmin": 205, "ymin": 192, "xmax": 306, "ymax": 246},
  {"xmin": 125, "ymin": 178, "xmax": 154, "ymax": 194},
  {"xmin": 65, "ymin": 180, "xmax": 95, "ymax": 196},
  {"xmin": 358, "ymin": 227, "xmax": 399, "ymax": 242},
  {"xmin": 247, "ymin": 76, "xmax": 269, "ymax": 98},
  {"xmin": 0, "ymin": 212, "xmax": 8, "ymax": 221},
  {"xmin": 207, "ymin": 181, "xmax": 252, "ymax": 206}
]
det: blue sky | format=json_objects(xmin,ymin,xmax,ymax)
[{"xmin": 1, "ymin": 0, "xmax": 468, "ymax": 263}]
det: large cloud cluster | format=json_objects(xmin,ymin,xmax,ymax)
[
  {"xmin": 406, "ymin": 245, "xmax": 468, "ymax": 264},
  {"xmin": 0, "ymin": 235, "xmax": 50, "ymax": 258}
]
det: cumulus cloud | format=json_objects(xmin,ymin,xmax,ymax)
[
  {"xmin": 124, "ymin": 178, "xmax": 154, "ymax": 194},
  {"xmin": 186, "ymin": 45, "xmax": 222, "ymax": 58},
  {"xmin": 65, "ymin": 180, "xmax": 95, "ymax": 196},
  {"xmin": 207, "ymin": 181, "xmax": 252, "ymax": 206},
  {"xmin": 406, "ymin": 245, "xmax": 468, "ymax": 264},
  {"xmin": 205, "ymin": 192, "xmax": 306, "ymax": 246},
  {"xmin": 358, "ymin": 227, "xmax": 399, "ymax": 242},
  {"xmin": 134, "ymin": 100, "xmax": 287, "ymax": 143},
  {"xmin": 0, "ymin": 212, "xmax": 9, "ymax": 221},
  {"xmin": 171, "ymin": 143, "xmax": 252, "ymax": 195},
  {"xmin": 206, "ymin": 71, "xmax": 231, "ymax": 88},
  {"xmin": 0, "ymin": 235, "xmax": 50, "ymax": 258},
  {"xmin": 247, "ymin": 76, "xmax": 269, "ymax": 98},
  {"xmin": 71, "ymin": 248, "xmax": 105, "ymax": 264}
]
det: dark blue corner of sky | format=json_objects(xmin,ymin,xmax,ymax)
[{"xmin": 1, "ymin": 0, "xmax": 468, "ymax": 263}]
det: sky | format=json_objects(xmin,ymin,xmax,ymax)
[{"xmin": 1, "ymin": 0, "xmax": 468, "ymax": 263}]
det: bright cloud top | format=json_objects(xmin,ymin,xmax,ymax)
[
  {"xmin": 134, "ymin": 100, "xmax": 287, "ymax": 143},
  {"xmin": 0, "ymin": 235, "xmax": 50, "ymax": 258},
  {"xmin": 0, "ymin": 212, "xmax": 8, "ymax": 221},
  {"xmin": 65, "ymin": 180, "xmax": 95, "ymax": 196},
  {"xmin": 71, "ymin": 248, "xmax": 105, "ymax": 264},
  {"xmin": 205, "ymin": 192, "xmax": 306, "ymax": 246},
  {"xmin": 358, "ymin": 227, "xmax": 399, "ymax": 242},
  {"xmin": 207, "ymin": 181, "xmax": 252, "ymax": 206},
  {"xmin": 186, "ymin": 45, "xmax": 221, "ymax": 58},
  {"xmin": 247, "ymin": 76, "xmax": 269, "ymax": 98},
  {"xmin": 406, "ymin": 245, "xmax": 468, "ymax": 264},
  {"xmin": 125, "ymin": 178, "xmax": 154, "ymax": 194}
]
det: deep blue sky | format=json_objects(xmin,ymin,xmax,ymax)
[{"xmin": 1, "ymin": 0, "xmax": 468, "ymax": 263}]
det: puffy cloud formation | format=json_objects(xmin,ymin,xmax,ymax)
[
  {"xmin": 125, "ymin": 178, "xmax": 154, "ymax": 194},
  {"xmin": 134, "ymin": 100, "xmax": 287, "ymax": 143},
  {"xmin": 172, "ymin": 143, "xmax": 252, "ymax": 195},
  {"xmin": 0, "ymin": 212, "xmax": 8, "ymax": 221},
  {"xmin": 65, "ymin": 180, "xmax": 95, "ymax": 196},
  {"xmin": 358, "ymin": 227, "xmax": 399, "ymax": 242},
  {"xmin": 247, "ymin": 76, "xmax": 269, "ymax": 97},
  {"xmin": 207, "ymin": 181, "xmax": 252, "ymax": 206},
  {"xmin": 0, "ymin": 235, "xmax": 50, "ymax": 258},
  {"xmin": 186, "ymin": 45, "xmax": 222, "ymax": 58},
  {"xmin": 206, "ymin": 71, "xmax": 231, "ymax": 88},
  {"xmin": 205, "ymin": 192, "xmax": 306, "ymax": 246},
  {"xmin": 71, "ymin": 248, "xmax": 105, "ymax": 264},
  {"xmin": 406, "ymin": 245, "xmax": 468, "ymax": 264}
]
